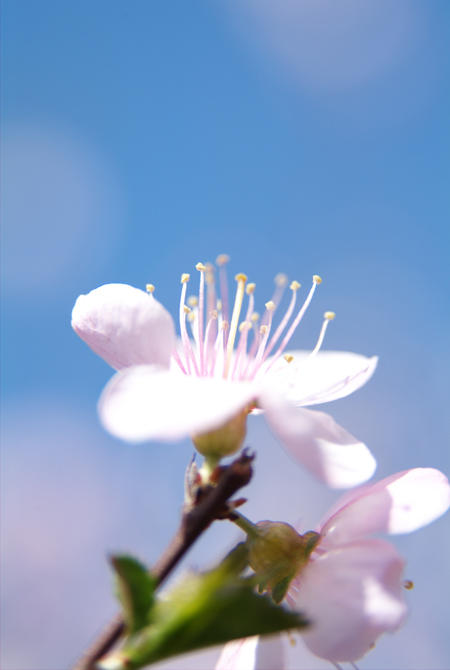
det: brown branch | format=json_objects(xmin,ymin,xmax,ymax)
[{"xmin": 71, "ymin": 450, "xmax": 254, "ymax": 670}]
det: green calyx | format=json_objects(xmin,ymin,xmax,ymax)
[{"xmin": 191, "ymin": 409, "xmax": 247, "ymax": 460}]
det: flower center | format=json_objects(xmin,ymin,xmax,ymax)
[{"xmin": 168, "ymin": 255, "xmax": 334, "ymax": 382}]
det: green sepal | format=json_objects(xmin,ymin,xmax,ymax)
[
  {"xmin": 111, "ymin": 555, "xmax": 157, "ymax": 635},
  {"xmin": 100, "ymin": 544, "xmax": 308, "ymax": 670},
  {"xmin": 271, "ymin": 574, "xmax": 294, "ymax": 605}
]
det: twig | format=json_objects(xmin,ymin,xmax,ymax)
[{"xmin": 71, "ymin": 450, "xmax": 254, "ymax": 670}]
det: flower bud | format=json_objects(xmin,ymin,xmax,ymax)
[{"xmin": 191, "ymin": 410, "xmax": 247, "ymax": 459}]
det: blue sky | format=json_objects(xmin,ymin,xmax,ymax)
[{"xmin": 2, "ymin": 2, "xmax": 450, "ymax": 669}]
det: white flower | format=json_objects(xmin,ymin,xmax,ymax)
[
  {"xmin": 72, "ymin": 257, "xmax": 378, "ymax": 488},
  {"xmin": 216, "ymin": 468, "xmax": 450, "ymax": 668}
]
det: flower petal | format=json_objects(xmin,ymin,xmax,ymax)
[
  {"xmin": 99, "ymin": 365, "xmax": 257, "ymax": 443},
  {"xmin": 318, "ymin": 468, "xmax": 450, "ymax": 548},
  {"xmin": 72, "ymin": 283, "xmax": 175, "ymax": 370},
  {"xmin": 215, "ymin": 636, "xmax": 285, "ymax": 670},
  {"xmin": 269, "ymin": 351, "xmax": 378, "ymax": 406},
  {"xmin": 259, "ymin": 391, "xmax": 376, "ymax": 488},
  {"xmin": 290, "ymin": 539, "xmax": 406, "ymax": 662}
]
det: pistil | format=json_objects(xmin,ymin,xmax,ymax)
[{"xmin": 224, "ymin": 273, "xmax": 247, "ymax": 378}]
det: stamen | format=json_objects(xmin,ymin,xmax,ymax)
[
  {"xmin": 224, "ymin": 273, "xmax": 247, "ymax": 378},
  {"xmin": 183, "ymin": 305, "xmax": 191, "ymax": 314},
  {"xmin": 172, "ymin": 346, "xmax": 187, "ymax": 374},
  {"xmin": 250, "ymin": 314, "xmax": 273, "ymax": 379},
  {"xmin": 196, "ymin": 263, "xmax": 206, "ymax": 374},
  {"xmin": 261, "ymin": 273, "xmax": 288, "ymax": 325},
  {"xmin": 284, "ymin": 354, "xmax": 294, "ymax": 363},
  {"xmin": 232, "ymin": 321, "xmax": 252, "ymax": 380},
  {"xmin": 187, "ymin": 296, "xmax": 198, "ymax": 307},
  {"xmin": 216, "ymin": 254, "xmax": 230, "ymax": 343},
  {"xmin": 403, "ymin": 580, "xmax": 414, "ymax": 590},
  {"xmin": 265, "ymin": 276, "xmax": 321, "ymax": 373},
  {"xmin": 261, "ymin": 280, "xmax": 301, "ymax": 363},
  {"xmin": 146, "ymin": 284, "xmax": 155, "ymax": 293},
  {"xmin": 306, "ymin": 311, "xmax": 335, "ymax": 363},
  {"xmin": 179, "ymin": 275, "xmax": 199, "ymax": 376},
  {"xmin": 205, "ymin": 263, "xmax": 217, "ymax": 360},
  {"xmin": 204, "ymin": 310, "xmax": 218, "ymax": 374}
]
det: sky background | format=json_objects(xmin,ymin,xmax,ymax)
[{"xmin": 1, "ymin": 1, "xmax": 450, "ymax": 669}]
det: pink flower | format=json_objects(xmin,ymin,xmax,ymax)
[
  {"xmin": 72, "ymin": 258, "xmax": 378, "ymax": 487},
  {"xmin": 216, "ymin": 468, "xmax": 450, "ymax": 668}
]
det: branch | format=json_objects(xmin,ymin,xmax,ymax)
[{"xmin": 71, "ymin": 450, "xmax": 254, "ymax": 670}]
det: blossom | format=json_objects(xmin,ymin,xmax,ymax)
[
  {"xmin": 72, "ymin": 257, "xmax": 378, "ymax": 487},
  {"xmin": 216, "ymin": 468, "xmax": 450, "ymax": 668}
]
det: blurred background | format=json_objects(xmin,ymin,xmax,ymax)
[{"xmin": 2, "ymin": 1, "xmax": 449, "ymax": 668}]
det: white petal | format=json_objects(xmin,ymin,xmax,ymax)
[
  {"xmin": 268, "ymin": 351, "xmax": 378, "ymax": 406},
  {"xmin": 318, "ymin": 468, "xmax": 450, "ymax": 548},
  {"xmin": 260, "ymin": 390, "xmax": 376, "ymax": 488},
  {"xmin": 99, "ymin": 365, "xmax": 257, "ymax": 442},
  {"xmin": 72, "ymin": 283, "xmax": 175, "ymax": 370},
  {"xmin": 215, "ymin": 636, "xmax": 285, "ymax": 670},
  {"xmin": 292, "ymin": 539, "xmax": 407, "ymax": 662}
]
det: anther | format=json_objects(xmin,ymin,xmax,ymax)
[
  {"xmin": 187, "ymin": 296, "xmax": 198, "ymax": 307},
  {"xmin": 216, "ymin": 299, "xmax": 222, "ymax": 311},
  {"xmin": 221, "ymin": 321, "xmax": 229, "ymax": 330},
  {"xmin": 260, "ymin": 325, "xmax": 268, "ymax": 335},
  {"xmin": 324, "ymin": 311, "xmax": 335, "ymax": 320},
  {"xmin": 284, "ymin": 354, "xmax": 294, "ymax": 363},
  {"xmin": 275, "ymin": 273, "xmax": 288, "ymax": 287},
  {"xmin": 290, "ymin": 280, "xmax": 301, "ymax": 291},
  {"xmin": 181, "ymin": 273, "xmax": 190, "ymax": 283},
  {"xmin": 251, "ymin": 312, "xmax": 260, "ymax": 322},
  {"xmin": 235, "ymin": 273, "xmax": 248, "ymax": 282},
  {"xmin": 216, "ymin": 254, "xmax": 230, "ymax": 266},
  {"xmin": 403, "ymin": 580, "xmax": 414, "ymax": 590},
  {"xmin": 239, "ymin": 321, "xmax": 251, "ymax": 332},
  {"xmin": 265, "ymin": 300, "xmax": 276, "ymax": 311},
  {"xmin": 146, "ymin": 284, "xmax": 155, "ymax": 293},
  {"xmin": 210, "ymin": 310, "xmax": 218, "ymax": 319},
  {"xmin": 187, "ymin": 312, "xmax": 196, "ymax": 322},
  {"xmin": 184, "ymin": 306, "xmax": 191, "ymax": 314},
  {"xmin": 196, "ymin": 263, "xmax": 206, "ymax": 272},
  {"xmin": 313, "ymin": 275, "xmax": 322, "ymax": 284},
  {"xmin": 246, "ymin": 283, "xmax": 256, "ymax": 295}
]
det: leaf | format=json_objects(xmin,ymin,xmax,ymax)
[
  {"xmin": 111, "ymin": 555, "xmax": 157, "ymax": 635},
  {"xmin": 100, "ymin": 544, "xmax": 309, "ymax": 670}
]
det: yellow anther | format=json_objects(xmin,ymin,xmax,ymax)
[
  {"xmin": 403, "ymin": 580, "xmax": 414, "ymax": 590},
  {"xmin": 313, "ymin": 275, "xmax": 322, "ymax": 284},
  {"xmin": 221, "ymin": 321, "xmax": 229, "ymax": 330},
  {"xmin": 275, "ymin": 273, "xmax": 288, "ymax": 287},
  {"xmin": 284, "ymin": 354, "xmax": 294, "ymax": 364},
  {"xmin": 216, "ymin": 254, "xmax": 230, "ymax": 266},
  {"xmin": 260, "ymin": 325, "xmax": 268, "ymax": 335},
  {"xmin": 196, "ymin": 262, "xmax": 206, "ymax": 271},
  {"xmin": 183, "ymin": 306, "xmax": 191, "ymax": 314},
  {"xmin": 246, "ymin": 282, "xmax": 256, "ymax": 295},
  {"xmin": 251, "ymin": 311, "xmax": 260, "ymax": 322},
  {"xmin": 210, "ymin": 310, "xmax": 218, "ymax": 320},
  {"xmin": 235, "ymin": 273, "xmax": 248, "ymax": 283},
  {"xmin": 239, "ymin": 321, "xmax": 250, "ymax": 333},
  {"xmin": 265, "ymin": 300, "xmax": 276, "ymax": 311},
  {"xmin": 324, "ymin": 311, "xmax": 335, "ymax": 320},
  {"xmin": 187, "ymin": 312, "xmax": 196, "ymax": 322},
  {"xmin": 187, "ymin": 296, "xmax": 199, "ymax": 307},
  {"xmin": 290, "ymin": 280, "xmax": 301, "ymax": 291},
  {"xmin": 216, "ymin": 299, "xmax": 222, "ymax": 311},
  {"xmin": 146, "ymin": 284, "xmax": 155, "ymax": 294},
  {"xmin": 181, "ymin": 273, "xmax": 190, "ymax": 283}
]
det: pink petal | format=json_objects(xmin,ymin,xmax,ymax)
[
  {"xmin": 291, "ymin": 539, "xmax": 407, "ymax": 662},
  {"xmin": 215, "ymin": 636, "xmax": 285, "ymax": 670},
  {"xmin": 259, "ymin": 391, "xmax": 376, "ymax": 488},
  {"xmin": 318, "ymin": 468, "xmax": 450, "ymax": 548},
  {"xmin": 98, "ymin": 365, "xmax": 257, "ymax": 442},
  {"xmin": 272, "ymin": 351, "xmax": 378, "ymax": 406},
  {"xmin": 72, "ymin": 283, "xmax": 175, "ymax": 370}
]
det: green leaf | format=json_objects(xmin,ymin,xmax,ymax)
[
  {"xmin": 101, "ymin": 544, "xmax": 309, "ymax": 670},
  {"xmin": 111, "ymin": 555, "xmax": 157, "ymax": 635}
]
